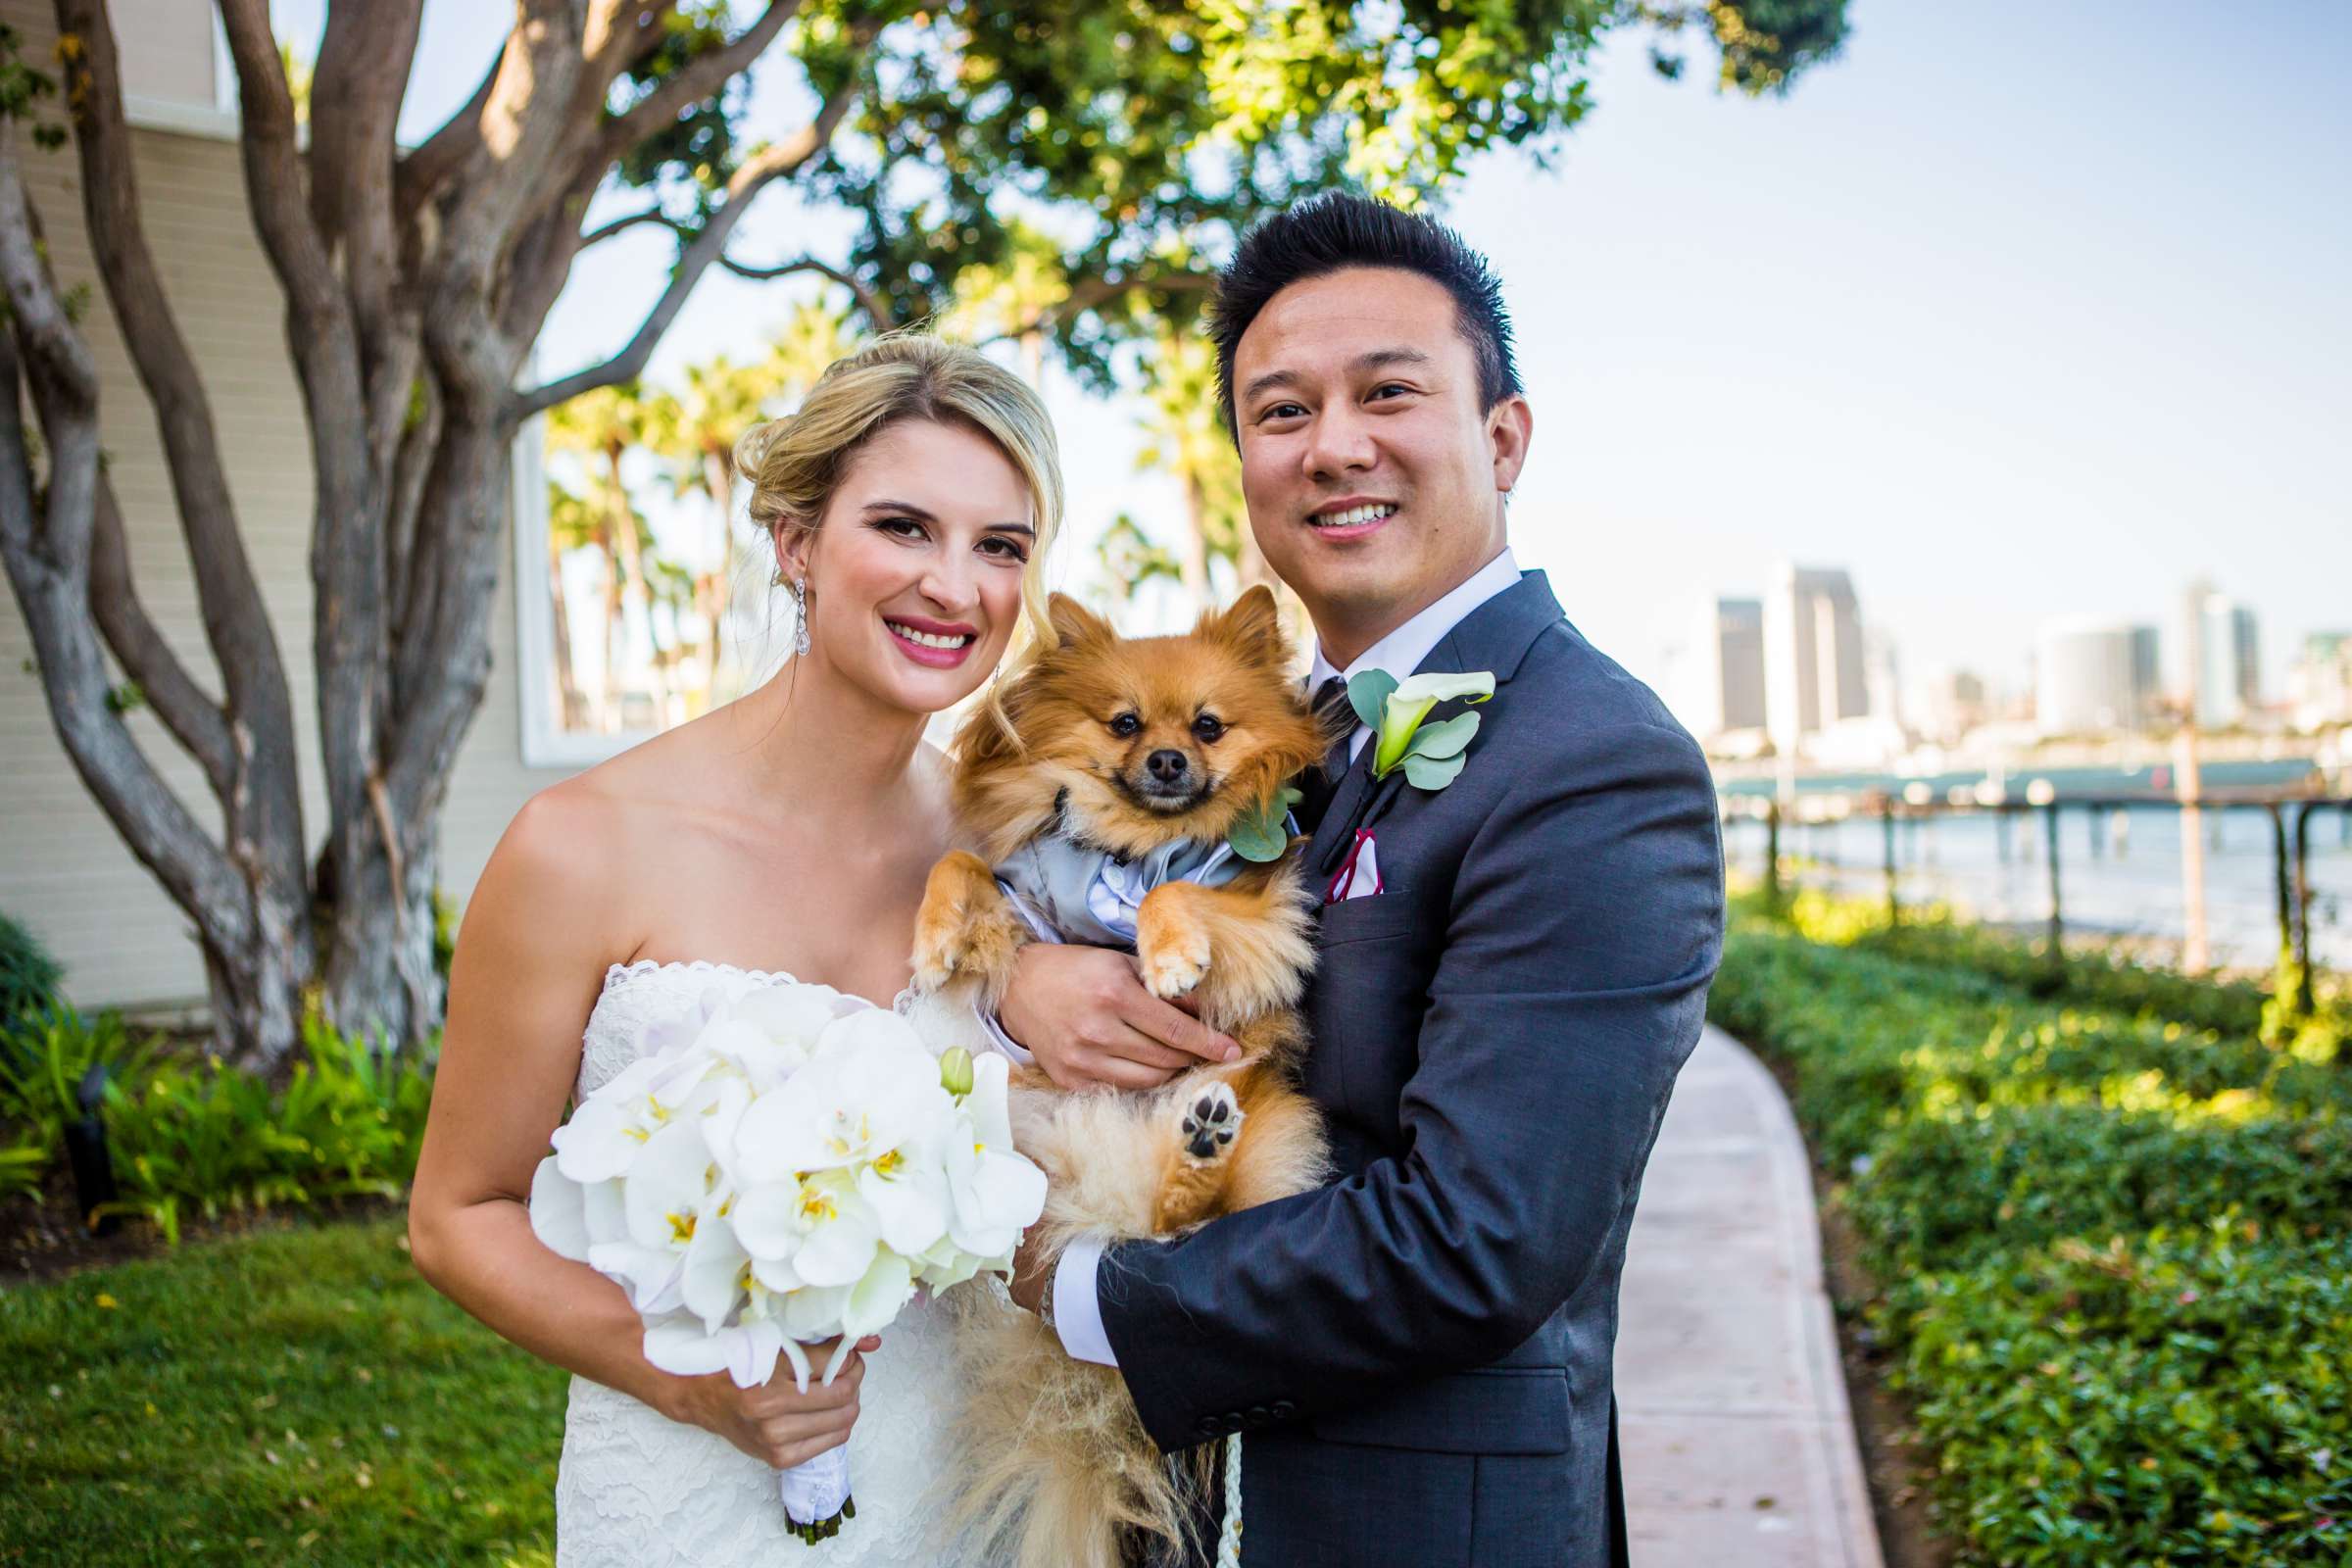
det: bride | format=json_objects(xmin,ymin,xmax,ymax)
[{"xmin": 409, "ymin": 334, "xmax": 1064, "ymax": 1565}]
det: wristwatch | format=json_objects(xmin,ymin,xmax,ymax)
[{"xmin": 1033, "ymin": 1265, "xmax": 1056, "ymax": 1330}]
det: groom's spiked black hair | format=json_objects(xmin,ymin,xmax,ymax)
[{"xmin": 1208, "ymin": 192, "xmax": 1521, "ymax": 441}]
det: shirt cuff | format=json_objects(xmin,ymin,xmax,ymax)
[
  {"xmin": 1052, "ymin": 1238, "xmax": 1117, "ymax": 1367},
  {"xmin": 976, "ymin": 1006, "xmax": 1034, "ymax": 1065}
]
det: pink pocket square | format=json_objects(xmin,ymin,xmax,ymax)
[{"xmin": 1324, "ymin": 830, "xmax": 1384, "ymax": 903}]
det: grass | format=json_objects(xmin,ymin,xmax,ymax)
[{"xmin": 0, "ymin": 1216, "xmax": 566, "ymax": 1566}]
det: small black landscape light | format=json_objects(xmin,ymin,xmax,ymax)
[{"xmin": 63, "ymin": 1060, "xmax": 119, "ymax": 1237}]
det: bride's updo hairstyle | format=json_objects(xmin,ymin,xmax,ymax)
[{"xmin": 734, "ymin": 332, "xmax": 1064, "ymax": 665}]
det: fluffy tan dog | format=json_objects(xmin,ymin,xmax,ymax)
[{"xmin": 912, "ymin": 586, "xmax": 1333, "ymax": 1568}]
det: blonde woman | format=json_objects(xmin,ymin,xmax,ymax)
[{"xmin": 409, "ymin": 336, "xmax": 1179, "ymax": 1565}]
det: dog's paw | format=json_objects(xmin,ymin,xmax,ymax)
[
  {"xmin": 1141, "ymin": 928, "xmax": 1212, "ymax": 1000},
  {"xmin": 908, "ymin": 921, "xmax": 965, "ymax": 993},
  {"xmin": 1180, "ymin": 1083, "xmax": 1244, "ymax": 1161}
]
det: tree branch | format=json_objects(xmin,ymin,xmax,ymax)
[
  {"xmin": 51, "ymin": 0, "xmax": 308, "ymax": 899},
  {"xmin": 218, "ymin": 0, "xmax": 420, "ymax": 928},
  {"xmin": 719, "ymin": 251, "xmax": 896, "ymax": 328},
  {"xmin": 306, "ymin": 0, "xmax": 419, "ymax": 249},
  {"xmin": 977, "ymin": 266, "xmax": 1217, "ymax": 346},
  {"xmin": 596, "ymin": 0, "xmax": 800, "ymax": 167},
  {"xmin": 509, "ymin": 60, "xmax": 867, "ymax": 422},
  {"xmin": 0, "ymin": 134, "xmax": 252, "ymax": 952},
  {"xmin": 578, "ymin": 202, "xmax": 675, "ymax": 249},
  {"xmin": 393, "ymin": 37, "xmax": 502, "ymax": 218},
  {"xmin": 90, "ymin": 479, "xmax": 236, "ymax": 790}
]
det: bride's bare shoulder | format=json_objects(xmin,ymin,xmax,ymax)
[{"xmin": 485, "ymin": 727, "xmax": 698, "ymax": 900}]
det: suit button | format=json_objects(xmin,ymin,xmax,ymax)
[
  {"xmin": 1269, "ymin": 1399, "xmax": 1297, "ymax": 1420},
  {"xmin": 1196, "ymin": 1416, "xmax": 1222, "ymax": 1439},
  {"xmin": 1245, "ymin": 1406, "xmax": 1270, "ymax": 1428}
]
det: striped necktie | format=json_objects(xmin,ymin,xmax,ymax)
[{"xmin": 1296, "ymin": 675, "xmax": 1355, "ymax": 833}]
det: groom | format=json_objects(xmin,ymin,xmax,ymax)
[{"xmin": 999, "ymin": 193, "xmax": 1725, "ymax": 1566}]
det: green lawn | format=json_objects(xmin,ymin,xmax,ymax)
[{"xmin": 0, "ymin": 1216, "xmax": 566, "ymax": 1566}]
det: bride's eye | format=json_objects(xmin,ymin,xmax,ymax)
[
  {"xmin": 978, "ymin": 535, "xmax": 1030, "ymax": 564},
  {"xmin": 872, "ymin": 516, "xmax": 926, "ymax": 542}
]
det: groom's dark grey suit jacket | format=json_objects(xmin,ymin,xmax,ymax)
[{"xmin": 1097, "ymin": 571, "xmax": 1725, "ymax": 1567}]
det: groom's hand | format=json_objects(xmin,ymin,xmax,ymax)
[{"xmin": 1000, "ymin": 944, "xmax": 1241, "ymax": 1091}]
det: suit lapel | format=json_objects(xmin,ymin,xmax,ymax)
[{"xmin": 1306, "ymin": 570, "xmax": 1570, "ymax": 879}]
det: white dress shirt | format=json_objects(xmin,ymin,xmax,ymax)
[{"xmin": 1052, "ymin": 548, "xmax": 1522, "ymax": 1367}]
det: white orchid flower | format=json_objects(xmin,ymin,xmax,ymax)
[
  {"xmin": 943, "ymin": 1052, "xmax": 1049, "ymax": 1257},
  {"xmin": 734, "ymin": 1008, "xmax": 953, "ymax": 1181},
  {"xmin": 730, "ymin": 1167, "xmax": 886, "ymax": 1288},
  {"xmin": 643, "ymin": 1310, "xmax": 786, "ymax": 1390},
  {"xmin": 552, "ymin": 1048, "xmax": 721, "ymax": 1184}
]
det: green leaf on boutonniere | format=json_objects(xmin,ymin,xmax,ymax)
[
  {"xmin": 1346, "ymin": 669, "xmax": 1397, "ymax": 731},
  {"xmin": 1401, "ymin": 750, "xmax": 1468, "ymax": 790},
  {"xmin": 1402, "ymin": 710, "xmax": 1480, "ymax": 761},
  {"xmin": 1226, "ymin": 785, "xmax": 1303, "ymax": 863}
]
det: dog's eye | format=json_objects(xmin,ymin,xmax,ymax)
[
  {"xmin": 1192, "ymin": 714, "xmax": 1225, "ymax": 744},
  {"xmin": 1108, "ymin": 712, "xmax": 1142, "ymax": 738}
]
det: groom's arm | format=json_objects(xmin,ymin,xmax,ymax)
[{"xmin": 1084, "ymin": 716, "xmax": 1725, "ymax": 1449}]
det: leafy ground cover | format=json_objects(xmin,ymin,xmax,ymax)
[{"xmin": 1713, "ymin": 890, "xmax": 2352, "ymax": 1566}]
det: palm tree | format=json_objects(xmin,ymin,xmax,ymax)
[
  {"xmin": 1128, "ymin": 328, "xmax": 1275, "ymax": 611},
  {"xmin": 547, "ymin": 382, "xmax": 671, "ymax": 725}
]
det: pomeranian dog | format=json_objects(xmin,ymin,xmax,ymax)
[{"xmin": 912, "ymin": 585, "xmax": 1333, "ymax": 1568}]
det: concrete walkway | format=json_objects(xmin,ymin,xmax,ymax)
[{"xmin": 1615, "ymin": 1025, "xmax": 1884, "ymax": 1568}]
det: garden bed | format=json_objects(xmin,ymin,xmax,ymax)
[{"xmin": 1712, "ymin": 891, "xmax": 2351, "ymax": 1566}]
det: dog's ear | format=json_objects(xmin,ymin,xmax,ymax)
[
  {"xmin": 1047, "ymin": 592, "xmax": 1115, "ymax": 652},
  {"xmin": 1203, "ymin": 584, "xmax": 1287, "ymax": 663}
]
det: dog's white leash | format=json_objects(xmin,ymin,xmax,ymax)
[{"xmin": 1214, "ymin": 1433, "xmax": 1245, "ymax": 1567}]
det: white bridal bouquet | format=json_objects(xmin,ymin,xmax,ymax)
[{"xmin": 529, "ymin": 985, "xmax": 1049, "ymax": 1544}]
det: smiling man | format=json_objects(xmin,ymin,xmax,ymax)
[{"xmin": 1000, "ymin": 194, "xmax": 1727, "ymax": 1567}]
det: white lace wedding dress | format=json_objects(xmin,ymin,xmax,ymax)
[{"xmin": 554, "ymin": 959, "xmax": 993, "ymax": 1567}]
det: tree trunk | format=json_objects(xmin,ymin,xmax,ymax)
[
  {"xmin": 1176, "ymin": 472, "xmax": 1212, "ymax": 612},
  {"xmin": 318, "ymin": 817, "xmax": 441, "ymax": 1050}
]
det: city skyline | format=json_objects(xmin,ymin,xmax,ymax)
[{"xmin": 1671, "ymin": 560, "xmax": 2345, "ymax": 749}]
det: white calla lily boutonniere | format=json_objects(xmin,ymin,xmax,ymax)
[{"xmin": 1348, "ymin": 668, "xmax": 1496, "ymax": 791}]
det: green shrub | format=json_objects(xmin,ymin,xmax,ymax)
[
  {"xmin": 0, "ymin": 1135, "xmax": 45, "ymax": 1201},
  {"xmin": 0, "ymin": 1004, "xmax": 155, "ymax": 1150},
  {"xmin": 1889, "ymin": 1226, "xmax": 2352, "ymax": 1565},
  {"xmin": 98, "ymin": 1015, "xmax": 436, "ymax": 1244},
  {"xmin": 0, "ymin": 911, "xmax": 62, "ymax": 1034},
  {"xmin": 1715, "ymin": 894, "xmax": 2352, "ymax": 1566}
]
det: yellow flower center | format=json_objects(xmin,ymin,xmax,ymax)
[{"xmin": 666, "ymin": 1211, "xmax": 697, "ymax": 1245}]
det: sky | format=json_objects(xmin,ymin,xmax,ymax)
[{"xmin": 275, "ymin": 0, "xmax": 2352, "ymax": 709}]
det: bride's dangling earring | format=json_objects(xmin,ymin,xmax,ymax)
[{"xmin": 792, "ymin": 577, "xmax": 812, "ymax": 659}]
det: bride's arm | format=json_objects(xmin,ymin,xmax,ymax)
[{"xmin": 407, "ymin": 789, "xmax": 865, "ymax": 1470}]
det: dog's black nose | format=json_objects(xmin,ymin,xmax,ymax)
[{"xmin": 1147, "ymin": 749, "xmax": 1190, "ymax": 783}]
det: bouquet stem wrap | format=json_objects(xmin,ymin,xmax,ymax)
[{"xmin": 780, "ymin": 1444, "xmax": 854, "ymax": 1544}]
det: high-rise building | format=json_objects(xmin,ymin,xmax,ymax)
[
  {"xmin": 2287, "ymin": 632, "xmax": 2351, "ymax": 730},
  {"xmin": 2035, "ymin": 618, "xmax": 2161, "ymax": 736},
  {"xmin": 1913, "ymin": 669, "xmax": 1989, "ymax": 747},
  {"xmin": 1763, "ymin": 564, "xmax": 1868, "ymax": 756},
  {"xmin": 1681, "ymin": 596, "xmax": 1767, "ymax": 739},
  {"xmin": 2195, "ymin": 596, "xmax": 2261, "ymax": 728}
]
